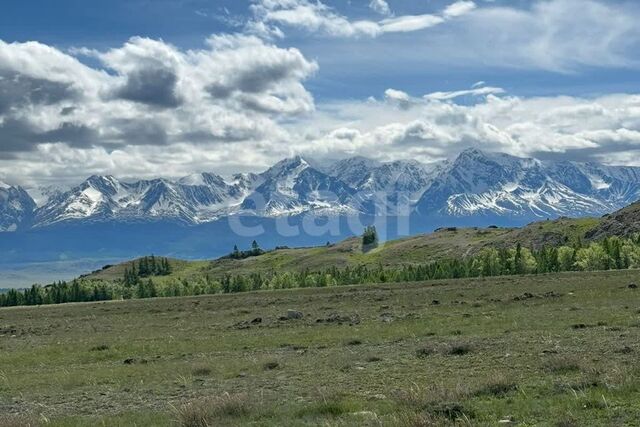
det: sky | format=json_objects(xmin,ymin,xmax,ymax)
[{"xmin": 2, "ymin": 0, "xmax": 640, "ymax": 188}]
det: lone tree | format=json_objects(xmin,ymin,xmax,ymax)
[{"xmin": 362, "ymin": 225, "xmax": 379, "ymax": 251}]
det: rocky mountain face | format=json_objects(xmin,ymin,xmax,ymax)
[
  {"xmin": 0, "ymin": 181, "xmax": 36, "ymax": 231},
  {"xmin": 2, "ymin": 148, "xmax": 640, "ymax": 231}
]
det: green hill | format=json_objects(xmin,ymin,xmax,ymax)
[{"xmin": 87, "ymin": 215, "xmax": 604, "ymax": 285}]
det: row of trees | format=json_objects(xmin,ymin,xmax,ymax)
[{"xmin": 2, "ymin": 235, "xmax": 640, "ymax": 308}]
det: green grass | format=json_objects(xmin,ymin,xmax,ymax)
[{"xmin": 2, "ymin": 269, "xmax": 640, "ymax": 425}]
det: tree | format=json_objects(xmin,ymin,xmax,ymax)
[
  {"xmin": 362, "ymin": 225, "xmax": 378, "ymax": 251},
  {"xmin": 575, "ymin": 245, "xmax": 610, "ymax": 271},
  {"xmin": 514, "ymin": 243, "xmax": 523, "ymax": 274},
  {"xmin": 557, "ymin": 246, "xmax": 576, "ymax": 271}
]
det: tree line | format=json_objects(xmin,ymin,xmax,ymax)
[
  {"xmin": 2, "ymin": 234, "xmax": 640, "ymax": 308},
  {"xmin": 123, "ymin": 256, "xmax": 172, "ymax": 286}
]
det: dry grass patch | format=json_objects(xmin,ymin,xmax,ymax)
[
  {"xmin": 174, "ymin": 393, "xmax": 251, "ymax": 427},
  {"xmin": 473, "ymin": 376, "xmax": 518, "ymax": 398},
  {"xmin": 394, "ymin": 383, "xmax": 474, "ymax": 422}
]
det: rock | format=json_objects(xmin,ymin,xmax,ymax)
[
  {"xmin": 379, "ymin": 313, "xmax": 394, "ymax": 323},
  {"xmin": 286, "ymin": 310, "xmax": 304, "ymax": 320},
  {"xmin": 233, "ymin": 321, "xmax": 251, "ymax": 330},
  {"xmin": 629, "ymin": 283, "xmax": 638, "ymax": 289},
  {"xmin": 263, "ymin": 361, "xmax": 279, "ymax": 370},
  {"xmin": 250, "ymin": 317, "xmax": 262, "ymax": 324},
  {"xmin": 514, "ymin": 292, "xmax": 536, "ymax": 301}
]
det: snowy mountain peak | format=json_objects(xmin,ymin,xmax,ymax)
[
  {"xmin": 84, "ymin": 175, "xmax": 120, "ymax": 195},
  {"xmin": 264, "ymin": 155, "xmax": 310, "ymax": 178},
  {"xmin": 178, "ymin": 172, "xmax": 226, "ymax": 187}
]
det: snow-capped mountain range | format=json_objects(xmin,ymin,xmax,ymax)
[{"xmin": 2, "ymin": 148, "xmax": 640, "ymax": 232}]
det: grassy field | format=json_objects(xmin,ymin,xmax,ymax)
[{"xmin": 1, "ymin": 269, "xmax": 640, "ymax": 426}]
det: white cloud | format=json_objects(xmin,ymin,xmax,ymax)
[
  {"xmin": 384, "ymin": 88, "xmax": 410, "ymax": 102},
  {"xmin": 424, "ymin": 86, "xmax": 505, "ymax": 101},
  {"xmin": 4, "ymin": 84, "xmax": 640, "ymax": 186},
  {"xmin": 423, "ymin": 0, "xmax": 640, "ymax": 72},
  {"xmin": 369, "ymin": 0, "xmax": 392, "ymax": 16},
  {"xmin": 291, "ymin": 90, "xmax": 640, "ymax": 166},
  {"xmin": 443, "ymin": 1, "xmax": 477, "ymax": 18},
  {"xmin": 380, "ymin": 14, "xmax": 445, "ymax": 33},
  {"xmin": 248, "ymin": 0, "xmax": 477, "ymax": 38}
]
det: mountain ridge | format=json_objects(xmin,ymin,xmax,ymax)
[{"xmin": 2, "ymin": 148, "xmax": 640, "ymax": 231}]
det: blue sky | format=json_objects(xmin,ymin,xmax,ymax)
[
  {"xmin": 1, "ymin": 0, "xmax": 640, "ymax": 187},
  {"xmin": 4, "ymin": 0, "xmax": 638, "ymax": 99}
]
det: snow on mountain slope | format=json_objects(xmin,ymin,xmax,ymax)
[
  {"xmin": 27, "ymin": 185, "xmax": 67, "ymax": 207},
  {"xmin": 416, "ymin": 148, "xmax": 640, "ymax": 219},
  {"xmin": 33, "ymin": 172, "xmax": 258, "ymax": 227},
  {"xmin": 241, "ymin": 156, "xmax": 358, "ymax": 216},
  {"xmin": 326, "ymin": 156, "xmax": 447, "ymax": 214},
  {"xmin": 0, "ymin": 182, "xmax": 37, "ymax": 231}
]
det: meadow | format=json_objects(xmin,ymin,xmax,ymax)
[{"xmin": 1, "ymin": 269, "xmax": 639, "ymax": 426}]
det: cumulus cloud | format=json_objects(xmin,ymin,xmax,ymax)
[
  {"xmin": 291, "ymin": 90, "xmax": 640, "ymax": 167},
  {"xmin": 247, "ymin": 0, "xmax": 476, "ymax": 38},
  {"xmin": 4, "ymin": 85, "xmax": 640, "ymax": 187},
  {"xmin": 0, "ymin": 35, "xmax": 317, "ymax": 159}
]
